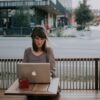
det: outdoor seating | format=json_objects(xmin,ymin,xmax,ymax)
[{"xmin": 0, "ymin": 58, "xmax": 100, "ymax": 100}]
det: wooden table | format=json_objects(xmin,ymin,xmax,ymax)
[{"xmin": 5, "ymin": 78, "xmax": 59, "ymax": 96}]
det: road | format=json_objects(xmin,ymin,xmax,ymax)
[{"xmin": 0, "ymin": 35, "xmax": 100, "ymax": 58}]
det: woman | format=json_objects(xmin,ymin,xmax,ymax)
[
  {"xmin": 23, "ymin": 25, "xmax": 56, "ymax": 78},
  {"xmin": 23, "ymin": 26, "xmax": 56, "ymax": 100}
]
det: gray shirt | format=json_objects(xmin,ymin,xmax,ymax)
[{"xmin": 23, "ymin": 47, "xmax": 56, "ymax": 77}]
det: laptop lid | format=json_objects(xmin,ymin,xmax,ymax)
[{"xmin": 17, "ymin": 63, "xmax": 51, "ymax": 83}]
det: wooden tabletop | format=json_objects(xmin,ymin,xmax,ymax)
[{"xmin": 5, "ymin": 78, "xmax": 59, "ymax": 96}]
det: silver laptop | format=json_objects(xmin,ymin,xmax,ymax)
[{"xmin": 17, "ymin": 63, "xmax": 51, "ymax": 83}]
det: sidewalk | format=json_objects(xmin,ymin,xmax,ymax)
[
  {"xmin": 49, "ymin": 26, "xmax": 100, "ymax": 39},
  {"xmin": 49, "ymin": 27, "xmax": 82, "ymax": 37}
]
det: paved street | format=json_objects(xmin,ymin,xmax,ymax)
[{"xmin": 0, "ymin": 27, "xmax": 100, "ymax": 59}]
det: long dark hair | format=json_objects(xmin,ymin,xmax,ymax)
[{"xmin": 31, "ymin": 26, "xmax": 47, "ymax": 52}]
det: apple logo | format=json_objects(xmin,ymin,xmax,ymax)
[{"xmin": 32, "ymin": 71, "xmax": 36, "ymax": 76}]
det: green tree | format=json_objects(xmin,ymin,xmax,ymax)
[
  {"xmin": 12, "ymin": 1, "xmax": 31, "ymax": 27},
  {"xmin": 12, "ymin": 9, "xmax": 30, "ymax": 27},
  {"xmin": 75, "ymin": 3, "xmax": 94, "ymax": 30}
]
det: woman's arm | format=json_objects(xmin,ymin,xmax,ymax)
[
  {"xmin": 22, "ymin": 48, "xmax": 29, "ymax": 62},
  {"xmin": 47, "ymin": 47, "xmax": 56, "ymax": 77}
]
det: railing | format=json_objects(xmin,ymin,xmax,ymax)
[
  {"xmin": 0, "ymin": 58, "xmax": 100, "ymax": 90},
  {"xmin": 0, "ymin": 0, "xmax": 62, "ymax": 14},
  {"xmin": 56, "ymin": 58, "xmax": 100, "ymax": 90},
  {"xmin": 0, "ymin": 0, "xmax": 49, "ymax": 8}
]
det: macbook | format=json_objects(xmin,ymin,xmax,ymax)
[{"xmin": 17, "ymin": 63, "xmax": 51, "ymax": 83}]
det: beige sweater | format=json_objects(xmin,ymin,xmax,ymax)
[{"xmin": 23, "ymin": 47, "xmax": 56, "ymax": 77}]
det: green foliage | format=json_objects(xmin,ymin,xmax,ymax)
[
  {"xmin": 75, "ymin": 3, "xmax": 94, "ymax": 28},
  {"xmin": 12, "ymin": 2, "xmax": 31, "ymax": 27},
  {"xmin": 12, "ymin": 10, "xmax": 30, "ymax": 27}
]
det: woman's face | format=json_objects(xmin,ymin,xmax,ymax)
[{"xmin": 34, "ymin": 36, "xmax": 46, "ymax": 49}]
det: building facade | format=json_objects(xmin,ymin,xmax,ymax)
[
  {"xmin": 57, "ymin": 0, "xmax": 72, "ymax": 26},
  {"xmin": 59, "ymin": 0, "xmax": 72, "ymax": 10},
  {"xmin": 0, "ymin": 0, "xmax": 67, "ymax": 36}
]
